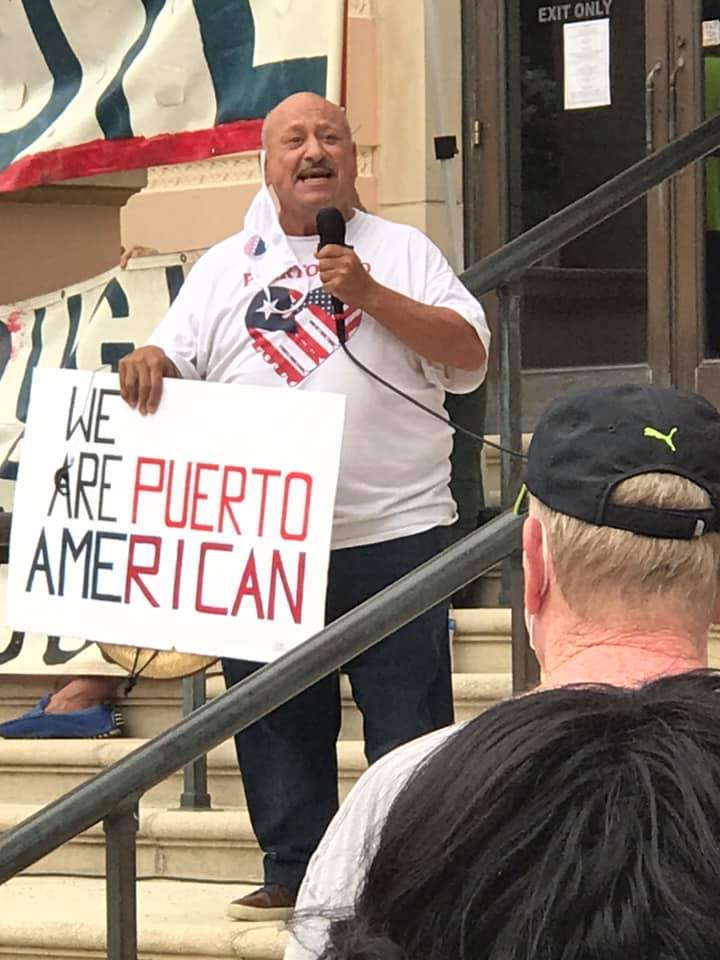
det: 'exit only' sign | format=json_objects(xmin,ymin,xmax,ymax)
[{"xmin": 538, "ymin": 1, "xmax": 613, "ymax": 23}]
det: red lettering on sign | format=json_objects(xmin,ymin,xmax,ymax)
[
  {"xmin": 172, "ymin": 539, "xmax": 184, "ymax": 610},
  {"xmin": 268, "ymin": 550, "xmax": 305, "ymax": 623},
  {"xmin": 191, "ymin": 463, "xmax": 220, "ymax": 531},
  {"xmin": 281, "ymin": 472, "xmax": 313, "ymax": 541},
  {"xmin": 165, "ymin": 460, "xmax": 193, "ymax": 528},
  {"xmin": 195, "ymin": 542, "xmax": 233, "ymax": 615},
  {"xmin": 218, "ymin": 466, "xmax": 246, "ymax": 535},
  {"xmin": 252, "ymin": 468, "xmax": 282, "ymax": 537},
  {"xmin": 124, "ymin": 535, "xmax": 161, "ymax": 607},
  {"xmin": 230, "ymin": 549, "xmax": 265, "ymax": 618},
  {"xmin": 132, "ymin": 458, "xmax": 165, "ymax": 523}
]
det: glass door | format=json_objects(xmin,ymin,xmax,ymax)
[
  {"xmin": 677, "ymin": 0, "xmax": 720, "ymax": 404},
  {"xmin": 513, "ymin": 0, "xmax": 691, "ymax": 424},
  {"xmin": 502, "ymin": 0, "xmax": 666, "ymax": 424}
]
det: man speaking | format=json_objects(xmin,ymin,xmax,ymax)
[{"xmin": 118, "ymin": 91, "xmax": 490, "ymax": 919}]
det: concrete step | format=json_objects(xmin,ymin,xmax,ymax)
[
  {"xmin": 0, "ymin": 672, "xmax": 509, "ymax": 808},
  {"xmin": 0, "ymin": 676, "xmax": 188, "ymax": 740},
  {"xmin": 452, "ymin": 608, "xmax": 511, "ymax": 673},
  {"xmin": 0, "ymin": 737, "xmax": 350, "ymax": 810},
  {"xmin": 481, "ymin": 433, "xmax": 532, "ymax": 507},
  {"xmin": 0, "ymin": 680, "xmax": 511, "ymax": 882},
  {"xmin": 0, "ymin": 679, "xmax": 510, "ymax": 883},
  {"xmin": 454, "ymin": 612, "xmax": 720, "ymax": 673},
  {"xmin": 452, "ymin": 613, "xmax": 720, "ymax": 672},
  {"xmin": 457, "ymin": 564, "xmax": 503, "ymax": 607},
  {"xmin": 0, "ymin": 804, "xmax": 263, "ymax": 884},
  {"xmin": 0, "ymin": 876, "xmax": 286, "ymax": 959},
  {"xmin": 2, "ymin": 592, "xmax": 714, "ymax": 720},
  {"xmin": 0, "ymin": 606, "xmax": 514, "ymax": 738},
  {"xmin": 0, "ymin": 666, "xmax": 509, "ymax": 739},
  {"xmin": 0, "ymin": 737, "xmax": 259, "ymax": 810},
  {"xmin": 3, "ymin": 605, "xmax": 717, "ymax": 737}
]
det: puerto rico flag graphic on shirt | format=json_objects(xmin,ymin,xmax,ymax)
[{"xmin": 245, "ymin": 285, "xmax": 361, "ymax": 385}]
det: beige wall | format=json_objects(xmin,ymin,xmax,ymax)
[
  {"xmin": 375, "ymin": 0, "xmax": 463, "ymax": 258},
  {"xmin": 0, "ymin": 201, "xmax": 121, "ymax": 304},
  {"xmin": 422, "ymin": 0, "xmax": 465, "ymax": 265}
]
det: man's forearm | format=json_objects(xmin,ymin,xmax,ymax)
[{"xmin": 362, "ymin": 283, "xmax": 486, "ymax": 371}]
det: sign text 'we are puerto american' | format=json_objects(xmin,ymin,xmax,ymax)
[{"xmin": 6, "ymin": 370, "xmax": 345, "ymax": 663}]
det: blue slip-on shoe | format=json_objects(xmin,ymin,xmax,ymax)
[{"xmin": 0, "ymin": 697, "xmax": 123, "ymax": 739}]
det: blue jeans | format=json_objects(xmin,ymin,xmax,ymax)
[{"xmin": 222, "ymin": 524, "xmax": 453, "ymax": 891}]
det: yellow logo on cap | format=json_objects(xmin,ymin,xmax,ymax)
[{"xmin": 643, "ymin": 426, "xmax": 678, "ymax": 452}]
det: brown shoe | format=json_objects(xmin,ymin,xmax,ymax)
[{"xmin": 226, "ymin": 884, "xmax": 296, "ymax": 922}]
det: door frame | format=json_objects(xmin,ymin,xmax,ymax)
[
  {"xmin": 646, "ymin": 0, "xmax": 674, "ymax": 388},
  {"xmin": 461, "ymin": 0, "xmax": 510, "ymax": 424},
  {"xmin": 670, "ymin": 0, "xmax": 720, "ymax": 404}
]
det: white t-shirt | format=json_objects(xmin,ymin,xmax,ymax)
[
  {"xmin": 148, "ymin": 210, "xmax": 490, "ymax": 548},
  {"xmin": 285, "ymin": 724, "xmax": 461, "ymax": 960}
]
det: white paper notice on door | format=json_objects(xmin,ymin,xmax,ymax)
[
  {"xmin": 703, "ymin": 20, "xmax": 720, "ymax": 48},
  {"xmin": 563, "ymin": 18, "xmax": 611, "ymax": 111}
]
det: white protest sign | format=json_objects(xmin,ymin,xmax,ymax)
[{"xmin": 6, "ymin": 370, "xmax": 345, "ymax": 663}]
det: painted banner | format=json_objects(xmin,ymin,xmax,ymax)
[
  {"xmin": 1, "ymin": 0, "xmax": 347, "ymax": 191},
  {"xmin": 0, "ymin": 254, "xmax": 200, "ymax": 674},
  {"xmin": 7, "ymin": 370, "xmax": 345, "ymax": 662},
  {"xmin": 0, "ymin": 254, "xmax": 202, "ymax": 505}
]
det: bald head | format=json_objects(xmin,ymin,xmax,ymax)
[
  {"xmin": 262, "ymin": 93, "xmax": 351, "ymax": 150},
  {"xmin": 261, "ymin": 91, "xmax": 358, "ymax": 236}
]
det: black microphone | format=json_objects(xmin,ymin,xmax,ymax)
[{"xmin": 316, "ymin": 206, "xmax": 348, "ymax": 343}]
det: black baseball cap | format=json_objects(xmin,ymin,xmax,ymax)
[{"xmin": 525, "ymin": 384, "xmax": 720, "ymax": 539}]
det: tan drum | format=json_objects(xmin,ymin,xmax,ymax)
[{"xmin": 98, "ymin": 643, "xmax": 217, "ymax": 681}]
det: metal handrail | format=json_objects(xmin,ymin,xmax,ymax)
[
  {"xmin": 0, "ymin": 109, "xmax": 719, "ymax": 886},
  {"xmin": 0, "ymin": 511, "xmax": 523, "ymax": 881}
]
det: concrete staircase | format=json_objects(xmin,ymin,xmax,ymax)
[
  {"xmin": 2, "ymin": 619, "xmax": 719, "ymax": 958},
  {"xmin": 0, "ymin": 608, "xmax": 514, "ymax": 959}
]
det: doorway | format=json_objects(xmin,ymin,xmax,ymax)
[{"xmin": 462, "ymin": 0, "xmax": 719, "ymax": 425}]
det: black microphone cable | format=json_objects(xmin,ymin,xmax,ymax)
[
  {"xmin": 336, "ymin": 326, "xmax": 527, "ymax": 461},
  {"xmin": 315, "ymin": 206, "xmax": 526, "ymax": 462}
]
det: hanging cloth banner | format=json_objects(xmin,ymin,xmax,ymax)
[
  {"xmin": 0, "ymin": 254, "xmax": 199, "ymax": 674},
  {"xmin": 0, "ymin": 0, "xmax": 347, "ymax": 192}
]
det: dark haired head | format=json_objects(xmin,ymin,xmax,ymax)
[{"xmin": 321, "ymin": 671, "xmax": 720, "ymax": 960}]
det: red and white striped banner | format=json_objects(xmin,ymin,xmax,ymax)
[{"xmin": 0, "ymin": 0, "xmax": 346, "ymax": 191}]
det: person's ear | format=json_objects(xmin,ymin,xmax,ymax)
[
  {"xmin": 261, "ymin": 148, "xmax": 276, "ymax": 189},
  {"xmin": 523, "ymin": 516, "xmax": 549, "ymax": 615}
]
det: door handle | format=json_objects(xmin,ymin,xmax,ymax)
[
  {"xmin": 645, "ymin": 61, "xmax": 663, "ymax": 154},
  {"xmin": 669, "ymin": 55, "xmax": 686, "ymax": 141}
]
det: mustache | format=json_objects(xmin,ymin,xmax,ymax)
[{"xmin": 296, "ymin": 163, "xmax": 335, "ymax": 180}]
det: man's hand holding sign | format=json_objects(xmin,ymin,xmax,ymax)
[{"xmin": 119, "ymin": 345, "xmax": 179, "ymax": 416}]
